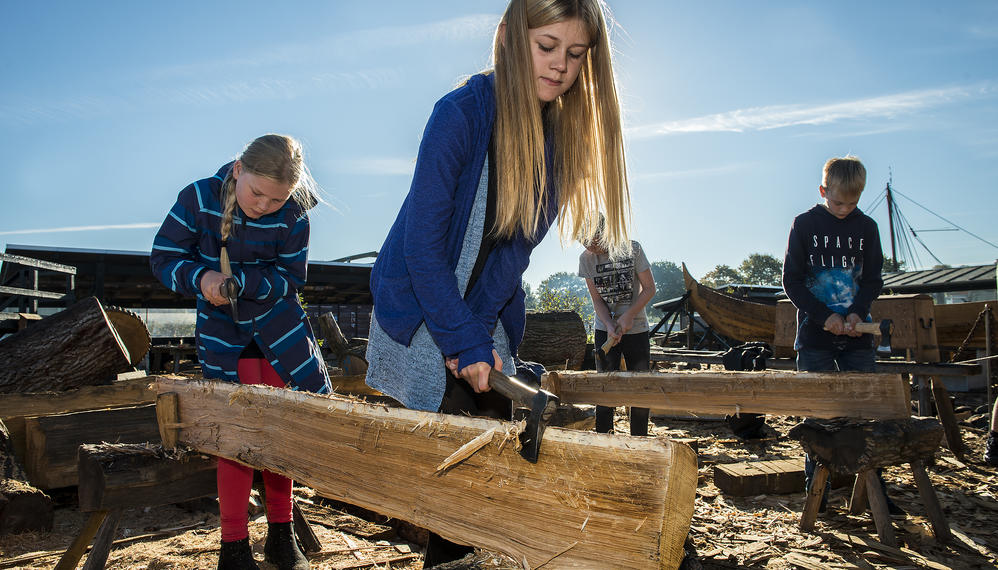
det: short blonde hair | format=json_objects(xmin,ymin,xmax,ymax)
[{"xmin": 822, "ymin": 156, "xmax": 866, "ymax": 198}]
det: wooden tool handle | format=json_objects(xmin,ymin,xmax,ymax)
[
  {"xmin": 852, "ymin": 322, "xmax": 882, "ymax": 335},
  {"xmin": 488, "ymin": 369, "xmax": 538, "ymax": 409},
  {"xmin": 601, "ymin": 334, "xmax": 619, "ymax": 354}
]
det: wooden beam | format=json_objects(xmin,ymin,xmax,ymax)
[
  {"xmin": 0, "ymin": 377, "xmax": 156, "ymax": 463},
  {"xmin": 77, "ymin": 443, "xmax": 216, "ymax": 512},
  {"xmin": 24, "ymin": 404, "xmax": 160, "ymax": 489},
  {"xmin": 0, "ymin": 253, "xmax": 77, "ymax": 275},
  {"xmin": 0, "ymin": 285, "xmax": 67, "ymax": 301},
  {"xmin": 153, "ymin": 376, "xmax": 697, "ymax": 569},
  {"xmin": 544, "ymin": 370, "xmax": 911, "ymax": 420}
]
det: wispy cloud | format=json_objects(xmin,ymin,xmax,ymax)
[
  {"xmin": 328, "ymin": 156, "xmax": 416, "ymax": 177},
  {"xmin": 0, "ymin": 223, "xmax": 160, "ymax": 236},
  {"xmin": 627, "ymin": 83, "xmax": 998, "ymax": 139}
]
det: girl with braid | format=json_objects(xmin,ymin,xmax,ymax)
[
  {"xmin": 151, "ymin": 134, "xmax": 329, "ymax": 570},
  {"xmin": 365, "ymin": 0, "xmax": 631, "ymax": 564}
]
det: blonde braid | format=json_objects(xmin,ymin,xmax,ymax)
[{"xmin": 218, "ymin": 174, "xmax": 238, "ymax": 276}]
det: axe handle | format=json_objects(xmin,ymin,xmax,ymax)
[
  {"xmin": 600, "ymin": 335, "xmax": 619, "ymax": 354},
  {"xmin": 852, "ymin": 322, "xmax": 882, "ymax": 335}
]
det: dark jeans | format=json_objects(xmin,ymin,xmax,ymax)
[
  {"xmin": 798, "ymin": 345, "xmax": 893, "ymax": 509},
  {"xmin": 423, "ymin": 369, "xmax": 514, "ymax": 567},
  {"xmin": 594, "ymin": 329, "xmax": 650, "ymax": 436}
]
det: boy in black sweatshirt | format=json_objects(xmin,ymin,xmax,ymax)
[{"xmin": 783, "ymin": 156, "xmax": 902, "ymax": 513}]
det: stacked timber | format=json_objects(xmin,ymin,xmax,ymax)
[{"xmin": 0, "ymin": 417, "xmax": 52, "ymax": 534}]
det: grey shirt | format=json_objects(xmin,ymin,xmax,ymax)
[{"xmin": 578, "ymin": 240, "xmax": 652, "ymax": 333}]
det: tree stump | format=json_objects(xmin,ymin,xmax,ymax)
[
  {"xmin": 788, "ymin": 417, "xmax": 943, "ymax": 475},
  {"xmin": 0, "ymin": 418, "xmax": 53, "ymax": 534},
  {"xmin": 518, "ymin": 311, "xmax": 586, "ymax": 370},
  {"xmin": 0, "ymin": 297, "xmax": 132, "ymax": 394}
]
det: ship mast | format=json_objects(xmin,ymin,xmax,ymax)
[{"xmin": 885, "ymin": 169, "xmax": 898, "ymax": 265}]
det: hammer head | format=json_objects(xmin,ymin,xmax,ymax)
[
  {"xmin": 876, "ymin": 319, "xmax": 893, "ymax": 356},
  {"xmin": 515, "ymin": 388, "xmax": 559, "ymax": 463}
]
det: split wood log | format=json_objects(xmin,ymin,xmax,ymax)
[
  {"xmin": 0, "ymin": 297, "xmax": 132, "ymax": 394},
  {"xmin": 0, "ymin": 377, "xmax": 156, "ymax": 463},
  {"xmin": 518, "ymin": 311, "xmax": 586, "ymax": 370},
  {"xmin": 153, "ymin": 376, "xmax": 697, "ymax": 569},
  {"xmin": 544, "ymin": 370, "xmax": 911, "ymax": 420},
  {"xmin": 25, "ymin": 404, "xmax": 160, "ymax": 489},
  {"xmin": 0, "ymin": 417, "xmax": 53, "ymax": 534},
  {"xmin": 77, "ymin": 443, "xmax": 216, "ymax": 512},
  {"xmin": 788, "ymin": 417, "xmax": 943, "ymax": 475}
]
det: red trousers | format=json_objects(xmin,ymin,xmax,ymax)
[{"xmin": 218, "ymin": 358, "xmax": 293, "ymax": 542}]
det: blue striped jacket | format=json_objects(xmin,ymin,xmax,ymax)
[{"xmin": 150, "ymin": 162, "xmax": 331, "ymax": 394}]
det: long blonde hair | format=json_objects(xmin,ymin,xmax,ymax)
[
  {"xmin": 217, "ymin": 134, "xmax": 317, "ymax": 273},
  {"xmin": 492, "ymin": 0, "xmax": 630, "ymax": 257}
]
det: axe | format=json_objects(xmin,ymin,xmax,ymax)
[
  {"xmin": 488, "ymin": 368, "xmax": 559, "ymax": 463},
  {"xmin": 827, "ymin": 319, "xmax": 893, "ymax": 355},
  {"xmin": 595, "ymin": 328, "xmax": 621, "ymax": 371}
]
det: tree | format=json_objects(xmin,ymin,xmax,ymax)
[
  {"xmin": 701, "ymin": 265, "xmax": 741, "ymax": 288},
  {"xmin": 536, "ymin": 272, "xmax": 594, "ymax": 335},
  {"xmin": 738, "ymin": 253, "xmax": 783, "ymax": 286},
  {"xmin": 523, "ymin": 281, "xmax": 538, "ymax": 310},
  {"xmin": 648, "ymin": 261, "xmax": 684, "ymax": 318},
  {"xmin": 882, "ymin": 256, "xmax": 906, "ymax": 273}
]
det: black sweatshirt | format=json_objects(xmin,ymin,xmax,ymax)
[{"xmin": 782, "ymin": 204, "xmax": 883, "ymax": 350}]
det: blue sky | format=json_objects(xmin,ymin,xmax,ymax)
[{"xmin": 2, "ymin": 1, "xmax": 997, "ymax": 290}]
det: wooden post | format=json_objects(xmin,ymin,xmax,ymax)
[
  {"xmin": 80, "ymin": 509, "xmax": 121, "ymax": 570},
  {"xmin": 910, "ymin": 296, "xmax": 963, "ymax": 460},
  {"xmin": 292, "ymin": 500, "xmax": 322, "ymax": 554},
  {"xmin": 864, "ymin": 469, "xmax": 897, "ymax": 547},
  {"xmin": 54, "ymin": 510, "xmax": 107, "ymax": 570},
  {"xmin": 799, "ymin": 465, "xmax": 828, "ymax": 531},
  {"xmin": 910, "ymin": 459, "xmax": 951, "ymax": 544},
  {"xmin": 848, "ymin": 473, "xmax": 868, "ymax": 515},
  {"xmin": 156, "ymin": 393, "xmax": 180, "ymax": 450}
]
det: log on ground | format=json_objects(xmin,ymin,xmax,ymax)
[
  {"xmin": 77, "ymin": 443, "xmax": 216, "ymax": 512},
  {"xmin": 25, "ymin": 404, "xmax": 160, "ymax": 489},
  {"xmin": 0, "ymin": 418, "xmax": 52, "ymax": 534},
  {"xmin": 153, "ymin": 376, "xmax": 697, "ymax": 569},
  {"xmin": 518, "ymin": 311, "xmax": 587, "ymax": 370},
  {"xmin": 0, "ymin": 297, "xmax": 132, "ymax": 394},
  {"xmin": 544, "ymin": 370, "xmax": 911, "ymax": 420}
]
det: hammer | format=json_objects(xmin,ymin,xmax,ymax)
[
  {"xmin": 826, "ymin": 319, "xmax": 893, "ymax": 355},
  {"xmin": 488, "ymin": 368, "xmax": 559, "ymax": 463}
]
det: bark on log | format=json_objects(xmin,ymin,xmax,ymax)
[
  {"xmin": 789, "ymin": 417, "xmax": 943, "ymax": 474},
  {"xmin": 25, "ymin": 404, "xmax": 160, "ymax": 489},
  {"xmin": 0, "ymin": 297, "xmax": 132, "ymax": 394},
  {"xmin": 77, "ymin": 443, "xmax": 216, "ymax": 512},
  {"xmin": 0, "ymin": 418, "xmax": 53, "ymax": 534},
  {"xmin": 153, "ymin": 376, "xmax": 697, "ymax": 569},
  {"xmin": 518, "ymin": 311, "xmax": 586, "ymax": 370},
  {"xmin": 545, "ymin": 370, "xmax": 911, "ymax": 420}
]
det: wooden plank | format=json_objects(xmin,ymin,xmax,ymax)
[
  {"xmin": 153, "ymin": 376, "xmax": 698, "ymax": 569},
  {"xmin": 77, "ymin": 443, "xmax": 216, "ymax": 512},
  {"xmin": 0, "ymin": 377, "xmax": 156, "ymax": 463},
  {"xmin": 0, "ymin": 285, "xmax": 66, "ymax": 301},
  {"xmin": 714, "ymin": 459, "xmax": 805, "ymax": 497},
  {"xmin": 544, "ymin": 370, "xmax": 910, "ymax": 420},
  {"xmin": 0, "ymin": 252, "xmax": 77, "ymax": 275},
  {"xmin": 24, "ymin": 404, "xmax": 160, "ymax": 489}
]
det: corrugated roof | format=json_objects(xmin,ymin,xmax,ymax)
[{"xmin": 882, "ymin": 263, "xmax": 996, "ymax": 294}]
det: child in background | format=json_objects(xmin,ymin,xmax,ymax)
[
  {"xmin": 151, "ymin": 134, "xmax": 330, "ymax": 570},
  {"xmin": 579, "ymin": 223, "xmax": 656, "ymax": 435},
  {"xmin": 783, "ymin": 155, "xmax": 901, "ymax": 514},
  {"xmin": 365, "ymin": 0, "xmax": 632, "ymax": 564}
]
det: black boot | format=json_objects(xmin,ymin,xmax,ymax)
[
  {"xmin": 985, "ymin": 432, "xmax": 998, "ymax": 466},
  {"xmin": 218, "ymin": 537, "xmax": 260, "ymax": 570},
  {"xmin": 264, "ymin": 522, "xmax": 310, "ymax": 570}
]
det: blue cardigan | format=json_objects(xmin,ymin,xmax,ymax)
[
  {"xmin": 150, "ymin": 163, "xmax": 331, "ymax": 393},
  {"xmin": 370, "ymin": 73, "xmax": 557, "ymax": 369}
]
